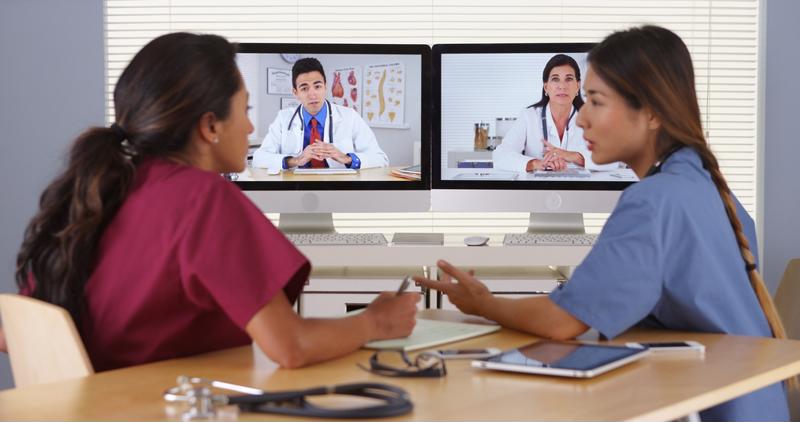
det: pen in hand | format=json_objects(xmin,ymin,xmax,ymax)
[{"xmin": 396, "ymin": 276, "xmax": 412, "ymax": 296}]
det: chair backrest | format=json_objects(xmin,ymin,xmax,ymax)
[
  {"xmin": 0, "ymin": 294, "xmax": 94, "ymax": 387},
  {"xmin": 775, "ymin": 258, "xmax": 800, "ymax": 341}
]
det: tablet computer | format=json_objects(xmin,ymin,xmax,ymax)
[{"xmin": 471, "ymin": 340, "xmax": 650, "ymax": 378}]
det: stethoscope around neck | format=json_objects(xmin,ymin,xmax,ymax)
[
  {"xmin": 287, "ymin": 99, "xmax": 334, "ymax": 143},
  {"xmin": 645, "ymin": 146, "xmax": 683, "ymax": 177},
  {"xmin": 533, "ymin": 103, "xmax": 577, "ymax": 149}
]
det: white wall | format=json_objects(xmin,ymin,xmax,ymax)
[
  {"xmin": 0, "ymin": 0, "xmax": 106, "ymax": 389},
  {"xmin": 763, "ymin": 0, "xmax": 800, "ymax": 293}
]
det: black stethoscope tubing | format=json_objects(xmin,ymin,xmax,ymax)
[
  {"xmin": 538, "ymin": 103, "xmax": 577, "ymax": 148},
  {"xmin": 645, "ymin": 146, "xmax": 683, "ymax": 177},
  {"xmin": 226, "ymin": 382, "xmax": 413, "ymax": 419},
  {"xmin": 287, "ymin": 99, "xmax": 334, "ymax": 143}
]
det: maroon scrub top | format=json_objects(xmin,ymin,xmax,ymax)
[{"xmin": 81, "ymin": 158, "xmax": 309, "ymax": 371}]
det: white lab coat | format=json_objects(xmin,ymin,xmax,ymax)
[
  {"xmin": 252, "ymin": 102, "xmax": 389, "ymax": 170},
  {"xmin": 493, "ymin": 103, "xmax": 618, "ymax": 172}
]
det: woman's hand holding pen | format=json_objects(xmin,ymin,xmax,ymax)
[
  {"xmin": 362, "ymin": 291, "xmax": 420, "ymax": 340},
  {"xmin": 413, "ymin": 260, "xmax": 493, "ymax": 317}
]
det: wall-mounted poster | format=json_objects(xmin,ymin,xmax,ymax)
[
  {"xmin": 330, "ymin": 67, "xmax": 362, "ymax": 114},
  {"xmin": 363, "ymin": 62, "xmax": 406, "ymax": 128},
  {"xmin": 267, "ymin": 68, "xmax": 292, "ymax": 95}
]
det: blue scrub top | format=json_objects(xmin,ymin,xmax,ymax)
[{"xmin": 550, "ymin": 147, "xmax": 789, "ymax": 422}]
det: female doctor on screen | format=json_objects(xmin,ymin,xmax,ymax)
[
  {"xmin": 493, "ymin": 54, "xmax": 617, "ymax": 172},
  {"xmin": 418, "ymin": 26, "xmax": 792, "ymax": 422}
]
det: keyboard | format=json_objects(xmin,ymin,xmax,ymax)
[
  {"xmin": 286, "ymin": 233, "xmax": 388, "ymax": 246},
  {"xmin": 293, "ymin": 168, "xmax": 357, "ymax": 175},
  {"xmin": 533, "ymin": 168, "xmax": 591, "ymax": 178},
  {"xmin": 503, "ymin": 232, "xmax": 598, "ymax": 246}
]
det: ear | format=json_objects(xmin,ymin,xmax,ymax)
[
  {"xmin": 196, "ymin": 111, "xmax": 221, "ymax": 145},
  {"xmin": 292, "ymin": 87, "xmax": 298, "ymax": 97},
  {"xmin": 645, "ymin": 108, "xmax": 662, "ymax": 131}
]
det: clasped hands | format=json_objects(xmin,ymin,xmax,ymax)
[
  {"xmin": 290, "ymin": 142, "xmax": 352, "ymax": 167},
  {"xmin": 527, "ymin": 139, "xmax": 580, "ymax": 172}
]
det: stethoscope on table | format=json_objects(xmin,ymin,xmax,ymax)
[
  {"xmin": 163, "ymin": 375, "xmax": 413, "ymax": 420},
  {"xmin": 287, "ymin": 99, "xmax": 334, "ymax": 143}
]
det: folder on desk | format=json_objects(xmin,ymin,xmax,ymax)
[{"xmin": 365, "ymin": 318, "xmax": 500, "ymax": 351}]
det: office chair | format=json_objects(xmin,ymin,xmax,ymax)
[
  {"xmin": 774, "ymin": 258, "xmax": 800, "ymax": 422},
  {"xmin": 0, "ymin": 294, "xmax": 94, "ymax": 388}
]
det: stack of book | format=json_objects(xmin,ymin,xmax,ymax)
[{"xmin": 390, "ymin": 165, "xmax": 421, "ymax": 181}]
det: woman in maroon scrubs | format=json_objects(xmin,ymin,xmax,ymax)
[{"xmin": 7, "ymin": 33, "xmax": 418, "ymax": 371}]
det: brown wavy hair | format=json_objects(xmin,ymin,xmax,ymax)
[
  {"xmin": 588, "ymin": 25, "xmax": 795, "ymax": 388},
  {"xmin": 15, "ymin": 32, "xmax": 240, "ymax": 329}
]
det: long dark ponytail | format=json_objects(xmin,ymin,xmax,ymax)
[
  {"xmin": 15, "ymin": 32, "xmax": 240, "ymax": 329},
  {"xmin": 587, "ymin": 25, "xmax": 795, "ymax": 389}
]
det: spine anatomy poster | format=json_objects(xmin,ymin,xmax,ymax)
[
  {"xmin": 330, "ymin": 67, "xmax": 362, "ymax": 114},
  {"xmin": 364, "ymin": 62, "xmax": 406, "ymax": 128}
]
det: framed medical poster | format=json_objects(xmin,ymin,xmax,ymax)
[
  {"xmin": 364, "ymin": 62, "xmax": 406, "ymax": 128},
  {"xmin": 280, "ymin": 96, "xmax": 299, "ymax": 110}
]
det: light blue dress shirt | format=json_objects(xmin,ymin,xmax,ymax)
[{"xmin": 550, "ymin": 147, "xmax": 789, "ymax": 422}]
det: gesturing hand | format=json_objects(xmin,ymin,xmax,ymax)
[{"xmin": 413, "ymin": 260, "xmax": 493, "ymax": 316}]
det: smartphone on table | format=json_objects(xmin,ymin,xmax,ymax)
[
  {"xmin": 625, "ymin": 341, "xmax": 705, "ymax": 355},
  {"xmin": 426, "ymin": 348, "xmax": 502, "ymax": 360}
]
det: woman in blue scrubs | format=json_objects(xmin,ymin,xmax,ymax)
[{"xmin": 415, "ymin": 25, "xmax": 791, "ymax": 421}]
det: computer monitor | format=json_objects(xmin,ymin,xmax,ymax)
[
  {"xmin": 234, "ymin": 43, "xmax": 430, "ymax": 232},
  {"xmin": 432, "ymin": 43, "xmax": 637, "ymax": 232}
]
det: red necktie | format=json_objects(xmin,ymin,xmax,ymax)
[{"xmin": 309, "ymin": 118, "xmax": 326, "ymax": 168}]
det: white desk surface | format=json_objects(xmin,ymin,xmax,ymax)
[{"xmin": 297, "ymin": 236, "xmax": 591, "ymax": 267}]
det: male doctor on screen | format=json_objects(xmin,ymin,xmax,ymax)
[{"xmin": 252, "ymin": 57, "xmax": 389, "ymax": 170}]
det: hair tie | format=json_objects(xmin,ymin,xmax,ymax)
[
  {"xmin": 745, "ymin": 262, "xmax": 757, "ymax": 272},
  {"xmin": 110, "ymin": 123, "xmax": 128, "ymax": 141}
]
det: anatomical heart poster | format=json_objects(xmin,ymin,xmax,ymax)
[
  {"xmin": 330, "ymin": 67, "xmax": 362, "ymax": 114},
  {"xmin": 364, "ymin": 62, "xmax": 406, "ymax": 128}
]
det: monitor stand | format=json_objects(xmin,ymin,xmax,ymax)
[
  {"xmin": 278, "ymin": 213, "xmax": 336, "ymax": 234},
  {"xmin": 526, "ymin": 213, "xmax": 584, "ymax": 280},
  {"xmin": 526, "ymin": 212, "xmax": 585, "ymax": 234}
]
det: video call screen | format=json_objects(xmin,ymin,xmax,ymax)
[
  {"xmin": 235, "ymin": 52, "xmax": 423, "ymax": 183},
  {"xmin": 439, "ymin": 51, "xmax": 638, "ymax": 183}
]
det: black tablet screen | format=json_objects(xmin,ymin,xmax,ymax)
[{"xmin": 484, "ymin": 341, "xmax": 642, "ymax": 371}]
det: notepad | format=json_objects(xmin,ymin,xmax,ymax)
[{"xmin": 364, "ymin": 318, "xmax": 500, "ymax": 351}]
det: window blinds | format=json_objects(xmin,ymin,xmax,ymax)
[{"xmin": 105, "ymin": 0, "xmax": 760, "ymax": 234}]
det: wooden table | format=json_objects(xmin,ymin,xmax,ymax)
[{"xmin": 1, "ymin": 310, "xmax": 799, "ymax": 421}]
